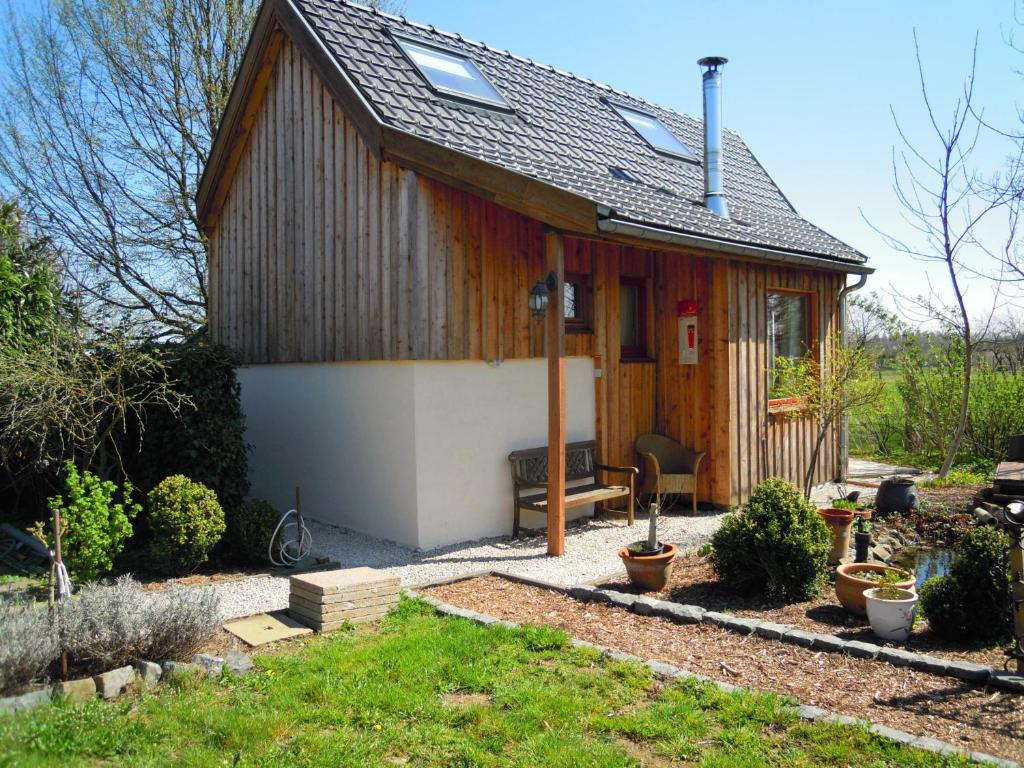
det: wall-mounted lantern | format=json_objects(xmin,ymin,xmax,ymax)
[{"xmin": 528, "ymin": 271, "xmax": 559, "ymax": 322}]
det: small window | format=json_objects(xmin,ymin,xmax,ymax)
[
  {"xmin": 564, "ymin": 274, "xmax": 591, "ymax": 333},
  {"xmin": 767, "ymin": 291, "xmax": 812, "ymax": 398},
  {"xmin": 620, "ymin": 278, "xmax": 647, "ymax": 359},
  {"xmin": 611, "ymin": 104, "xmax": 696, "ymax": 161},
  {"xmin": 395, "ymin": 36, "xmax": 509, "ymax": 108}
]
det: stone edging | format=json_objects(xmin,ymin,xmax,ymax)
[
  {"xmin": 405, "ymin": 587, "xmax": 1019, "ymax": 768},
  {"xmin": 560, "ymin": 583, "xmax": 1024, "ymax": 696},
  {"xmin": 420, "ymin": 569, "xmax": 1024, "ymax": 696},
  {"xmin": 0, "ymin": 651, "xmax": 255, "ymax": 715}
]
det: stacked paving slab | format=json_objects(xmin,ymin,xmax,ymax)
[{"xmin": 289, "ymin": 567, "xmax": 400, "ymax": 632}]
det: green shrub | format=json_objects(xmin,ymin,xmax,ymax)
[
  {"xmin": 920, "ymin": 525, "xmax": 1012, "ymax": 643},
  {"xmin": 224, "ymin": 498, "xmax": 279, "ymax": 566},
  {"xmin": 829, "ymin": 499, "xmax": 859, "ymax": 511},
  {"xmin": 44, "ymin": 461, "xmax": 141, "ymax": 581},
  {"xmin": 121, "ymin": 336, "xmax": 249, "ymax": 515},
  {"xmin": 710, "ymin": 478, "xmax": 830, "ymax": 603},
  {"xmin": 146, "ymin": 476, "xmax": 225, "ymax": 575},
  {"xmin": 919, "ymin": 468, "xmax": 988, "ymax": 489}
]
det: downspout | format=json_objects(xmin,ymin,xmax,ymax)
[{"xmin": 837, "ymin": 273, "xmax": 868, "ymax": 481}]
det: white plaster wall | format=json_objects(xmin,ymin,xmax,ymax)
[
  {"xmin": 411, "ymin": 358, "xmax": 596, "ymax": 549},
  {"xmin": 238, "ymin": 363, "xmax": 420, "ymax": 546},
  {"xmin": 239, "ymin": 358, "xmax": 596, "ymax": 550}
]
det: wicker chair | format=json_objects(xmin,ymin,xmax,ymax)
[{"xmin": 634, "ymin": 433, "xmax": 705, "ymax": 514}]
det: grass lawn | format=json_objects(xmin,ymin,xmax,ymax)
[{"xmin": 0, "ymin": 598, "xmax": 969, "ymax": 767}]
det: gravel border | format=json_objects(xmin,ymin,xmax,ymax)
[{"xmin": 406, "ymin": 587, "xmax": 1020, "ymax": 768}]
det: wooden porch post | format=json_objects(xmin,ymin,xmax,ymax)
[{"xmin": 546, "ymin": 230, "xmax": 566, "ymax": 556}]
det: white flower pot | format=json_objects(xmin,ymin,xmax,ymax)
[{"xmin": 864, "ymin": 587, "xmax": 919, "ymax": 643}]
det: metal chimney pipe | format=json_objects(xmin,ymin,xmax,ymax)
[{"xmin": 698, "ymin": 56, "xmax": 729, "ymax": 219}]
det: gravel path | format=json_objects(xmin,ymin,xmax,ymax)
[{"xmin": 208, "ymin": 509, "xmax": 726, "ymax": 620}]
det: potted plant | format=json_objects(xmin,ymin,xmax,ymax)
[
  {"xmin": 865, "ymin": 569, "xmax": 919, "ymax": 642},
  {"xmin": 619, "ymin": 503, "xmax": 677, "ymax": 591},
  {"xmin": 835, "ymin": 563, "xmax": 915, "ymax": 617},
  {"xmin": 817, "ymin": 506, "xmax": 855, "ymax": 565}
]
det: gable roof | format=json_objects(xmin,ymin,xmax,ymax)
[{"xmin": 199, "ymin": 0, "xmax": 870, "ymax": 271}]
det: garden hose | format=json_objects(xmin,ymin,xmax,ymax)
[{"xmin": 268, "ymin": 509, "xmax": 312, "ymax": 568}]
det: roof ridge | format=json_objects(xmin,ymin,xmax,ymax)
[{"xmin": 339, "ymin": 0, "xmax": 731, "ymax": 131}]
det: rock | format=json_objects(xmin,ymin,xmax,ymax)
[
  {"xmin": 877, "ymin": 647, "xmax": 922, "ymax": 668},
  {"xmin": 568, "ymin": 584, "xmax": 600, "ymax": 601},
  {"xmin": 133, "ymin": 660, "xmax": 162, "ymax": 686},
  {"xmin": 192, "ymin": 654, "xmax": 225, "ymax": 677},
  {"xmin": 600, "ymin": 590, "xmax": 638, "ymax": 610},
  {"xmin": 663, "ymin": 603, "xmax": 704, "ymax": 624},
  {"xmin": 55, "ymin": 677, "xmax": 96, "ymax": 704},
  {"xmin": 224, "ymin": 650, "xmax": 254, "ymax": 676},
  {"xmin": 843, "ymin": 640, "xmax": 881, "ymax": 659},
  {"xmin": 808, "ymin": 633, "xmax": 847, "ymax": 652},
  {"xmin": 915, "ymin": 655, "xmax": 950, "ymax": 676},
  {"xmin": 721, "ymin": 616, "xmax": 761, "ymax": 635},
  {"xmin": 868, "ymin": 723, "xmax": 916, "ymax": 746},
  {"xmin": 910, "ymin": 735, "xmax": 963, "ymax": 757},
  {"xmin": 988, "ymin": 670, "xmax": 1024, "ymax": 694},
  {"xmin": 0, "ymin": 687, "xmax": 53, "ymax": 713},
  {"xmin": 701, "ymin": 611, "xmax": 731, "ymax": 628},
  {"xmin": 870, "ymin": 544, "xmax": 892, "ymax": 563},
  {"xmin": 796, "ymin": 704, "xmax": 826, "ymax": 721},
  {"xmin": 753, "ymin": 622, "xmax": 790, "ymax": 640},
  {"xmin": 631, "ymin": 596, "xmax": 672, "ymax": 616},
  {"xmin": 781, "ymin": 629, "xmax": 817, "ymax": 648},
  {"xmin": 94, "ymin": 665, "xmax": 135, "ymax": 700},
  {"xmin": 969, "ymin": 751, "xmax": 1021, "ymax": 767},
  {"xmin": 161, "ymin": 661, "xmax": 201, "ymax": 680},
  {"xmin": 646, "ymin": 660, "xmax": 685, "ymax": 678},
  {"xmin": 944, "ymin": 660, "xmax": 991, "ymax": 683}
]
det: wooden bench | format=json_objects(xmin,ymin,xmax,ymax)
[{"xmin": 508, "ymin": 440, "xmax": 637, "ymax": 538}]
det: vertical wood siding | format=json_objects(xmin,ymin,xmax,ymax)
[{"xmin": 208, "ymin": 39, "xmax": 845, "ymax": 506}]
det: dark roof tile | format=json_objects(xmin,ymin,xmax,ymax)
[{"xmin": 291, "ymin": 0, "xmax": 866, "ymax": 264}]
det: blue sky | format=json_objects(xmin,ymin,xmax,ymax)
[{"xmin": 399, "ymin": 0, "xmax": 1023, "ymax": 319}]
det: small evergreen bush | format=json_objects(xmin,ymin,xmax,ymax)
[
  {"xmin": 710, "ymin": 478, "xmax": 831, "ymax": 603},
  {"xmin": 224, "ymin": 497, "xmax": 280, "ymax": 565},
  {"xmin": 45, "ymin": 461, "xmax": 141, "ymax": 581},
  {"xmin": 146, "ymin": 476, "xmax": 225, "ymax": 575},
  {"xmin": 920, "ymin": 525, "xmax": 1012, "ymax": 643},
  {"xmin": 0, "ymin": 598, "xmax": 59, "ymax": 695},
  {"xmin": 59, "ymin": 576, "xmax": 221, "ymax": 672}
]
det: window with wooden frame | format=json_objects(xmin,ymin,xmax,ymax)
[
  {"xmin": 563, "ymin": 273, "xmax": 592, "ymax": 333},
  {"xmin": 767, "ymin": 290, "xmax": 815, "ymax": 405},
  {"xmin": 619, "ymin": 277, "xmax": 648, "ymax": 360}
]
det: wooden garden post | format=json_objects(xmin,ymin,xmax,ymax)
[{"xmin": 546, "ymin": 230, "xmax": 566, "ymax": 556}]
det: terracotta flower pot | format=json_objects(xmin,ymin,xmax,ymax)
[
  {"xmin": 817, "ymin": 508, "xmax": 855, "ymax": 565},
  {"xmin": 619, "ymin": 542, "xmax": 678, "ymax": 592},
  {"xmin": 835, "ymin": 563, "xmax": 916, "ymax": 617}
]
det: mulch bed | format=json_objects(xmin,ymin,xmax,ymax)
[
  {"xmin": 596, "ymin": 552, "xmax": 1009, "ymax": 669},
  {"xmin": 425, "ymin": 576, "xmax": 1024, "ymax": 764}
]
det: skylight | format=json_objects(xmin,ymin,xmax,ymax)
[
  {"xmin": 395, "ymin": 37, "xmax": 509, "ymax": 108},
  {"xmin": 611, "ymin": 105, "xmax": 696, "ymax": 161}
]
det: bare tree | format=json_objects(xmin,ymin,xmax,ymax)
[
  {"xmin": 872, "ymin": 34, "xmax": 1018, "ymax": 477},
  {"xmin": 0, "ymin": 0, "xmax": 257, "ymax": 338}
]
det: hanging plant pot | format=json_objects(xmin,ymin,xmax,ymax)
[
  {"xmin": 864, "ymin": 587, "xmax": 919, "ymax": 642},
  {"xmin": 817, "ymin": 508, "xmax": 854, "ymax": 565},
  {"xmin": 619, "ymin": 542, "xmax": 678, "ymax": 592}
]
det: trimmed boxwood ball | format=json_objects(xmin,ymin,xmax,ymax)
[
  {"xmin": 920, "ymin": 525, "xmax": 1012, "ymax": 643},
  {"xmin": 146, "ymin": 475, "xmax": 225, "ymax": 575},
  {"xmin": 710, "ymin": 477, "xmax": 830, "ymax": 603},
  {"xmin": 225, "ymin": 498, "xmax": 280, "ymax": 566}
]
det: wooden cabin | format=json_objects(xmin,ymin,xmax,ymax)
[{"xmin": 197, "ymin": 0, "xmax": 872, "ymax": 549}]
